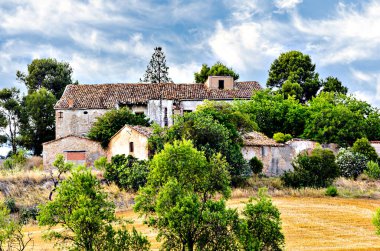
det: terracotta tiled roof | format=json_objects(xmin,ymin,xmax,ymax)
[
  {"xmin": 131, "ymin": 125, "xmax": 153, "ymax": 137},
  {"xmin": 55, "ymin": 82, "xmax": 261, "ymax": 109},
  {"xmin": 242, "ymin": 131, "xmax": 283, "ymax": 147}
]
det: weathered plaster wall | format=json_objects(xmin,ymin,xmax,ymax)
[
  {"xmin": 241, "ymin": 145, "xmax": 293, "ymax": 176},
  {"xmin": 147, "ymin": 100, "xmax": 174, "ymax": 126},
  {"xmin": 242, "ymin": 140, "xmax": 339, "ymax": 176},
  {"xmin": 204, "ymin": 76, "xmax": 234, "ymax": 90},
  {"xmin": 371, "ymin": 142, "xmax": 380, "ymax": 156},
  {"xmin": 56, "ymin": 109, "xmax": 109, "ymax": 138},
  {"xmin": 107, "ymin": 127, "xmax": 150, "ymax": 160},
  {"xmin": 43, "ymin": 136, "xmax": 106, "ymax": 168}
]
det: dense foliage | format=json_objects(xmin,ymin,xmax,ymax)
[
  {"xmin": 236, "ymin": 90, "xmax": 307, "ymax": 137},
  {"xmin": 104, "ymin": 154, "xmax": 149, "ymax": 192},
  {"xmin": 19, "ymin": 88, "xmax": 56, "ymax": 155},
  {"xmin": 238, "ymin": 189, "xmax": 285, "ymax": 251},
  {"xmin": 282, "ymin": 148, "xmax": 339, "ymax": 188},
  {"xmin": 336, "ymin": 149, "xmax": 368, "ymax": 179},
  {"xmin": 16, "ymin": 58, "xmax": 77, "ymax": 99},
  {"xmin": 38, "ymin": 167, "xmax": 150, "ymax": 250},
  {"xmin": 135, "ymin": 140, "xmax": 236, "ymax": 250},
  {"xmin": 194, "ymin": 62, "xmax": 239, "ymax": 83},
  {"xmin": 351, "ymin": 137, "xmax": 378, "ymax": 162},
  {"xmin": 273, "ymin": 132, "xmax": 292, "ymax": 143},
  {"xmin": 249, "ymin": 156, "xmax": 263, "ymax": 179},
  {"xmin": 322, "ymin": 76, "xmax": 348, "ymax": 94},
  {"xmin": 365, "ymin": 161, "xmax": 380, "ymax": 180},
  {"xmin": 140, "ymin": 47, "xmax": 172, "ymax": 83},
  {"xmin": 88, "ymin": 107, "xmax": 150, "ymax": 148},
  {"xmin": 267, "ymin": 50, "xmax": 321, "ymax": 102}
]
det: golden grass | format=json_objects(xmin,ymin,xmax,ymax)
[{"xmin": 23, "ymin": 196, "xmax": 380, "ymax": 251}]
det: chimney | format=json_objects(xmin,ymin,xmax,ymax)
[
  {"xmin": 68, "ymin": 98, "xmax": 74, "ymax": 108},
  {"xmin": 204, "ymin": 76, "xmax": 234, "ymax": 90}
]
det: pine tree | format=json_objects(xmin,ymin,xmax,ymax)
[{"xmin": 140, "ymin": 47, "xmax": 172, "ymax": 83}]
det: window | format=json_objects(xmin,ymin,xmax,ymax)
[
  {"xmin": 129, "ymin": 142, "xmax": 134, "ymax": 153},
  {"xmin": 83, "ymin": 111, "xmax": 88, "ymax": 114},
  {"xmin": 58, "ymin": 111, "xmax": 63, "ymax": 118},
  {"xmin": 66, "ymin": 151, "xmax": 86, "ymax": 161},
  {"xmin": 218, "ymin": 80, "xmax": 224, "ymax": 90},
  {"xmin": 164, "ymin": 108, "xmax": 168, "ymax": 127}
]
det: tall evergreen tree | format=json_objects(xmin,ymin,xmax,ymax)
[{"xmin": 140, "ymin": 47, "xmax": 172, "ymax": 83}]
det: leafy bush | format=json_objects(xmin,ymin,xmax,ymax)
[
  {"xmin": 104, "ymin": 154, "xmax": 149, "ymax": 192},
  {"xmin": 365, "ymin": 161, "xmax": 380, "ymax": 180},
  {"xmin": 273, "ymin": 132, "xmax": 293, "ymax": 143},
  {"xmin": 2, "ymin": 150, "xmax": 27, "ymax": 170},
  {"xmin": 352, "ymin": 137, "xmax": 378, "ymax": 162},
  {"xmin": 94, "ymin": 156, "xmax": 107, "ymax": 170},
  {"xmin": 238, "ymin": 188, "xmax": 285, "ymax": 250},
  {"xmin": 19, "ymin": 206, "xmax": 38, "ymax": 224},
  {"xmin": 88, "ymin": 107, "xmax": 150, "ymax": 148},
  {"xmin": 249, "ymin": 157, "xmax": 263, "ymax": 178},
  {"xmin": 281, "ymin": 147, "xmax": 339, "ymax": 188},
  {"xmin": 325, "ymin": 186, "xmax": 338, "ymax": 197},
  {"xmin": 336, "ymin": 149, "xmax": 368, "ymax": 179},
  {"xmin": 4, "ymin": 198, "xmax": 18, "ymax": 213}
]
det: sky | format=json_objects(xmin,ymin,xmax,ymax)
[{"xmin": 0, "ymin": 0, "xmax": 380, "ymax": 107}]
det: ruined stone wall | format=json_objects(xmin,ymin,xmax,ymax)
[
  {"xmin": 147, "ymin": 100, "xmax": 174, "ymax": 126},
  {"xmin": 241, "ymin": 145, "xmax": 293, "ymax": 176},
  {"xmin": 55, "ymin": 109, "xmax": 109, "ymax": 138},
  {"xmin": 107, "ymin": 127, "xmax": 149, "ymax": 160},
  {"xmin": 43, "ymin": 136, "xmax": 106, "ymax": 168}
]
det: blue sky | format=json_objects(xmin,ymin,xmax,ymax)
[{"xmin": 1, "ymin": 0, "xmax": 380, "ymax": 107}]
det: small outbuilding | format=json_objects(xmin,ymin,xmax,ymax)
[
  {"xmin": 42, "ymin": 135, "xmax": 106, "ymax": 167},
  {"xmin": 107, "ymin": 125, "xmax": 153, "ymax": 161}
]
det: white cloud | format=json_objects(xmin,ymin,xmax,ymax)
[
  {"xmin": 350, "ymin": 69, "xmax": 380, "ymax": 107},
  {"xmin": 291, "ymin": 0, "xmax": 380, "ymax": 65},
  {"xmin": 274, "ymin": 0, "xmax": 303, "ymax": 11},
  {"xmin": 208, "ymin": 21, "xmax": 284, "ymax": 72},
  {"xmin": 168, "ymin": 62, "xmax": 200, "ymax": 83}
]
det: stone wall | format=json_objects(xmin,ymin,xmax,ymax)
[
  {"xmin": 43, "ymin": 136, "xmax": 106, "ymax": 168},
  {"xmin": 55, "ymin": 109, "xmax": 109, "ymax": 138},
  {"xmin": 107, "ymin": 126, "xmax": 150, "ymax": 160}
]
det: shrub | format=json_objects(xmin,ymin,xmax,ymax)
[
  {"xmin": 336, "ymin": 149, "xmax": 368, "ymax": 179},
  {"xmin": 104, "ymin": 154, "xmax": 149, "ymax": 192},
  {"xmin": 19, "ymin": 206, "xmax": 39, "ymax": 224},
  {"xmin": 365, "ymin": 161, "xmax": 380, "ymax": 179},
  {"xmin": 352, "ymin": 137, "xmax": 378, "ymax": 162},
  {"xmin": 4, "ymin": 198, "xmax": 18, "ymax": 213},
  {"xmin": 238, "ymin": 188, "xmax": 285, "ymax": 250},
  {"xmin": 273, "ymin": 132, "xmax": 292, "ymax": 143},
  {"xmin": 94, "ymin": 156, "xmax": 108, "ymax": 170},
  {"xmin": 281, "ymin": 147, "xmax": 339, "ymax": 188},
  {"xmin": 1, "ymin": 150, "xmax": 27, "ymax": 170},
  {"xmin": 249, "ymin": 157, "xmax": 263, "ymax": 178},
  {"xmin": 325, "ymin": 186, "xmax": 338, "ymax": 197}
]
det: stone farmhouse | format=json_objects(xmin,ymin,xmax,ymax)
[
  {"xmin": 43, "ymin": 76, "xmax": 261, "ymax": 167},
  {"xmin": 42, "ymin": 75, "xmax": 340, "ymax": 176}
]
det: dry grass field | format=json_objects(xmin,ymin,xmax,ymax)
[{"xmin": 23, "ymin": 196, "xmax": 380, "ymax": 251}]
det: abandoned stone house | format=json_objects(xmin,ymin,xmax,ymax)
[{"xmin": 43, "ymin": 76, "xmax": 261, "ymax": 167}]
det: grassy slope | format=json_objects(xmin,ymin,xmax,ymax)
[{"xmin": 23, "ymin": 196, "xmax": 380, "ymax": 251}]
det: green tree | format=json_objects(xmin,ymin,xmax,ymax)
[
  {"xmin": 38, "ymin": 167, "xmax": 149, "ymax": 250},
  {"xmin": 168, "ymin": 112, "xmax": 249, "ymax": 182},
  {"xmin": 0, "ymin": 202, "xmax": 32, "ymax": 251},
  {"xmin": 0, "ymin": 88, "xmax": 22, "ymax": 154},
  {"xmin": 282, "ymin": 147, "xmax": 339, "ymax": 188},
  {"xmin": 273, "ymin": 132, "xmax": 292, "ymax": 143},
  {"xmin": 19, "ymin": 88, "xmax": 56, "ymax": 155},
  {"xmin": 194, "ymin": 62, "xmax": 239, "ymax": 83},
  {"xmin": 235, "ymin": 90, "xmax": 308, "ymax": 137},
  {"xmin": 88, "ymin": 107, "xmax": 150, "ymax": 148},
  {"xmin": 281, "ymin": 80, "xmax": 303, "ymax": 100},
  {"xmin": 16, "ymin": 58, "xmax": 76, "ymax": 99},
  {"xmin": 238, "ymin": 188, "xmax": 285, "ymax": 251},
  {"xmin": 48, "ymin": 154, "xmax": 73, "ymax": 200},
  {"xmin": 321, "ymin": 76, "xmax": 348, "ymax": 94},
  {"xmin": 104, "ymin": 154, "xmax": 149, "ymax": 192},
  {"xmin": 351, "ymin": 137, "xmax": 378, "ymax": 162},
  {"xmin": 135, "ymin": 140, "xmax": 238, "ymax": 250},
  {"xmin": 303, "ymin": 92, "xmax": 373, "ymax": 146},
  {"xmin": 140, "ymin": 47, "xmax": 172, "ymax": 83},
  {"xmin": 267, "ymin": 51, "xmax": 321, "ymax": 101}
]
